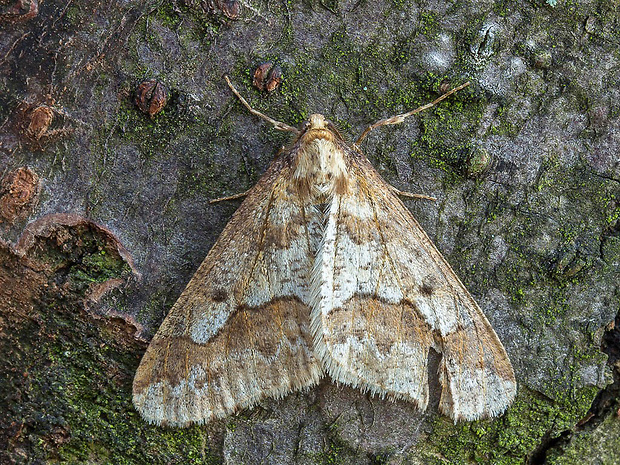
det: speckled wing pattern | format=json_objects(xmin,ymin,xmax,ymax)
[
  {"xmin": 312, "ymin": 151, "xmax": 516, "ymax": 421},
  {"xmin": 133, "ymin": 154, "xmax": 323, "ymax": 427}
]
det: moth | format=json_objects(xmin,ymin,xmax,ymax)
[{"xmin": 133, "ymin": 77, "xmax": 516, "ymax": 426}]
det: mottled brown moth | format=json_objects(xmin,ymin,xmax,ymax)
[{"xmin": 133, "ymin": 77, "xmax": 516, "ymax": 426}]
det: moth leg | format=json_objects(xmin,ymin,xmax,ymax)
[
  {"xmin": 390, "ymin": 186, "xmax": 436, "ymax": 202},
  {"xmin": 355, "ymin": 82, "xmax": 470, "ymax": 144},
  {"xmin": 209, "ymin": 189, "xmax": 250, "ymax": 204},
  {"xmin": 224, "ymin": 75, "xmax": 300, "ymax": 134}
]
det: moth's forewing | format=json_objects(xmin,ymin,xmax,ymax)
[
  {"xmin": 133, "ymin": 154, "xmax": 323, "ymax": 426},
  {"xmin": 311, "ymin": 144, "xmax": 516, "ymax": 421}
]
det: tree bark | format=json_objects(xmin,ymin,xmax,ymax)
[{"xmin": 1, "ymin": 0, "xmax": 619, "ymax": 463}]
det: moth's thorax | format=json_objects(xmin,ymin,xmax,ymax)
[{"xmin": 292, "ymin": 114, "xmax": 349, "ymax": 200}]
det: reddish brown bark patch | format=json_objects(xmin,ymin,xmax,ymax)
[{"xmin": 0, "ymin": 167, "xmax": 40, "ymax": 225}]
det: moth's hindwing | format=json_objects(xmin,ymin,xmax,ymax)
[
  {"xmin": 312, "ymin": 152, "xmax": 516, "ymax": 421},
  {"xmin": 133, "ymin": 155, "xmax": 323, "ymax": 426}
]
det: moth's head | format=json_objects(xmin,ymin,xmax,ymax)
[
  {"xmin": 291, "ymin": 113, "xmax": 350, "ymax": 197},
  {"xmin": 298, "ymin": 114, "xmax": 342, "ymax": 144}
]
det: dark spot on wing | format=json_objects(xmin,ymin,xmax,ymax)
[
  {"xmin": 212, "ymin": 288, "xmax": 228, "ymax": 302},
  {"xmin": 420, "ymin": 283, "xmax": 434, "ymax": 296}
]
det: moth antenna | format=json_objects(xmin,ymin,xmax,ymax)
[
  {"xmin": 355, "ymin": 82, "xmax": 471, "ymax": 145},
  {"xmin": 225, "ymin": 75, "xmax": 300, "ymax": 134}
]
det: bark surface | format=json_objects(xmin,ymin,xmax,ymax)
[{"xmin": 1, "ymin": 0, "xmax": 619, "ymax": 463}]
